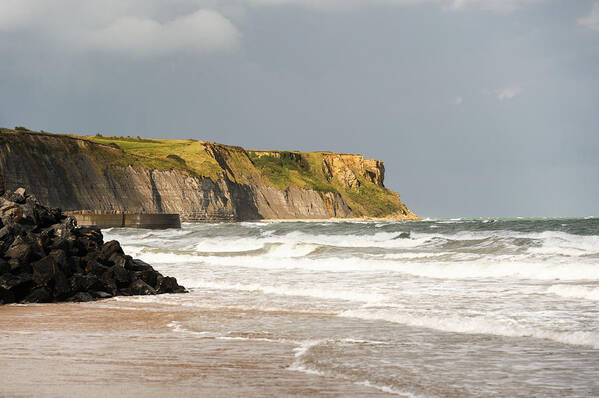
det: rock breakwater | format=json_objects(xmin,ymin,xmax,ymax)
[{"xmin": 0, "ymin": 187, "xmax": 186, "ymax": 304}]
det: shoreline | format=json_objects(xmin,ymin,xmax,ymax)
[
  {"xmin": 0, "ymin": 298, "xmax": 394, "ymax": 398},
  {"xmin": 255, "ymin": 216, "xmax": 422, "ymax": 223},
  {"xmin": 2, "ymin": 218, "xmax": 598, "ymax": 397}
]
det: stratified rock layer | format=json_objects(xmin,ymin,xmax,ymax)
[
  {"xmin": 0, "ymin": 129, "xmax": 418, "ymax": 220},
  {"xmin": 0, "ymin": 188, "xmax": 186, "ymax": 304}
]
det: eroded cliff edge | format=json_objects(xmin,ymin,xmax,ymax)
[{"xmin": 0, "ymin": 129, "xmax": 419, "ymax": 221}]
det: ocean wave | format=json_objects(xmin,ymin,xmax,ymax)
[
  {"xmin": 338, "ymin": 309, "xmax": 599, "ymax": 349},
  {"xmin": 167, "ymin": 321, "xmax": 292, "ymax": 343},
  {"xmin": 115, "ymin": 229, "xmax": 599, "ymax": 258},
  {"xmin": 194, "ymin": 238, "xmax": 266, "ymax": 253},
  {"xmin": 139, "ymin": 249, "xmax": 599, "ymax": 281},
  {"xmin": 106, "ymin": 220, "xmax": 599, "ymax": 285},
  {"xmin": 355, "ymin": 381, "xmax": 420, "ymax": 397},
  {"xmin": 547, "ymin": 285, "xmax": 599, "ymax": 301},
  {"xmin": 381, "ymin": 252, "xmax": 454, "ymax": 260},
  {"xmin": 289, "ymin": 339, "xmax": 420, "ymax": 397},
  {"xmin": 181, "ymin": 281, "xmax": 385, "ymax": 303}
]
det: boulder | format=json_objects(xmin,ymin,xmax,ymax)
[
  {"xmin": 0, "ymin": 273, "xmax": 32, "ymax": 290},
  {"xmin": 69, "ymin": 292, "xmax": 94, "ymax": 302},
  {"xmin": 5, "ymin": 236, "xmax": 33, "ymax": 261},
  {"xmin": 104, "ymin": 264, "xmax": 129, "ymax": 286},
  {"xmin": 0, "ymin": 225, "xmax": 14, "ymax": 240},
  {"xmin": 6, "ymin": 188, "xmax": 26, "ymax": 204},
  {"xmin": 9, "ymin": 258, "xmax": 32, "ymax": 274},
  {"xmin": 24, "ymin": 287, "xmax": 51, "ymax": 303},
  {"xmin": 84, "ymin": 259, "xmax": 109, "ymax": 277},
  {"xmin": 0, "ymin": 187, "xmax": 187, "ymax": 304},
  {"xmin": 70, "ymin": 273, "xmax": 101, "ymax": 292},
  {"xmin": 31, "ymin": 256, "xmax": 59, "ymax": 286},
  {"xmin": 53, "ymin": 270, "xmax": 71, "ymax": 298},
  {"xmin": 127, "ymin": 259, "xmax": 154, "ymax": 272},
  {"xmin": 130, "ymin": 279, "xmax": 157, "ymax": 295},
  {"xmin": 134, "ymin": 269, "xmax": 157, "ymax": 288},
  {"xmin": 99, "ymin": 240, "xmax": 124, "ymax": 261},
  {"xmin": 108, "ymin": 252, "xmax": 127, "ymax": 268},
  {"xmin": 93, "ymin": 291, "xmax": 113, "ymax": 299},
  {"xmin": 0, "ymin": 258, "xmax": 9, "ymax": 274},
  {"xmin": 156, "ymin": 275, "xmax": 187, "ymax": 294}
]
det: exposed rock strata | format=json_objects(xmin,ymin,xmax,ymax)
[
  {"xmin": 0, "ymin": 130, "xmax": 418, "ymax": 221},
  {"xmin": 0, "ymin": 188, "xmax": 186, "ymax": 304},
  {"xmin": 322, "ymin": 154, "xmax": 385, "ymax": 188}
]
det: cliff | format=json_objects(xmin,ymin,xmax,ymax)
[{"xmin": 0, "ymin": 128, "xmax": 419, "ymax": 221}]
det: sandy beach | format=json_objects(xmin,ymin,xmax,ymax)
[{"xmin": 0, "ymin": 300, "xmax": 390, "ymax": 398}]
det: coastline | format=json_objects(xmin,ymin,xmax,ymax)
[
  {"xmin": 2, "ymin": 218, "xmax": 599, "ymax": 397},
  {"xmin": 256, "ymin": 214, "xmax": 422, "ymax": 223},
  {"xmin": 0, "ymin": 128, "xmax": 416, "ymax": 223},
  {"xmin": 256, "ymin": 217, "xmax": 421, "ymax": 223}
]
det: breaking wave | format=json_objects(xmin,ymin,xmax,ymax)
[
  {"xmin": 338, "ymin": 309, "xmax": 599, "ymax": 349},
  {"xmin": 547, "ymin": 285, "xmax": 599, "ymax": 301}
]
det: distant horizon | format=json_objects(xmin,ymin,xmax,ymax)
[{"xmin": 2, "ymin": 125, "xmax": 597, "ymax": 219}]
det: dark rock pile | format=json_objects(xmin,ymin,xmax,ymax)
[{"xmin": 0, "ymin": 187, "xmax": 186, "ymax": 304}]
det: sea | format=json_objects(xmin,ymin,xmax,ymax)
[{"xmin": 2, "ymin": 218, "xmax": 599, "ymax": 397}]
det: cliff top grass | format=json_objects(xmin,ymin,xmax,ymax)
[
  {"xmin": 85, "ymin": 134, "xmax": 340, "ymax": 193},
  {"xmin": 248, "ymin": 151, "xmax": 336, "ymax": 193},
  {"xmin": 84, "ymin": 135, "xmax": 225, "ymax": 180},
  {"xmin": 1, "ymin": 127, "xmax": 411, "ymax": 217}
]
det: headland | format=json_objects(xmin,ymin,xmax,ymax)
[{"xmin": 0, "ymin": 128, "xmax": 419, "ymax": 222}]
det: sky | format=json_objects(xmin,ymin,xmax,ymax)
[{"xmin": 1, "ymin": 0, "xmax": 598, "ymax": 217}]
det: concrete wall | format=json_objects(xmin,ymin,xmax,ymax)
[
  {"xmin": 123, "ymin": 213, "xmax": 181, "ymax": 229},
  {"xmin": 66, "ymin": 212, "xmax": 180, "ymax": 229}
]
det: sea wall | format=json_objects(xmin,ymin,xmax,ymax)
[
  {"xmin": 0, "ymin": 129, "xmax": 418, "ymax": 221},
  {"xmin": 65, "ymin": 211, "xmax": 181, "ymax": 229}
]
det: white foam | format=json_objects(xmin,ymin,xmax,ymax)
[
  {"xmin": 289, "ymin": 340, "xmax": 419, "ymax": 397},
  {"xmin": 185, "ymin": 281, "xmax": 384, "ymax": 303},
  {"xmin": 356, "ymin": 380, "xmax": 420, "ymax": 397},
  {"xmin": 381, "ymin": 252, "xmax": 453, "ymax": 260},
  {"xmin": 526, "ymin": 232, "xmax": 599, "ymax": 257},
  {"xmin": 265, "ymin": 243, "xmax": 319, "ymax": 258},
  {"xmin": 194, "ymin": 238, "xmax": 265, "ymax": 253},
  {"xmin": 144, "ymin": 250, "xmax": 599, "ymax": 281},
  {"xmin": 108, "ymin": 221, "xmax": 599, "ymax": 263},
  {"xmin": 338, "ymin": 309, "xmax": 599, "ymax": 349},
  {"xmin": 293, "ymin": 339, "xmax": 322, "ymax": 358},
  {"xmin": 547, "ymin": 285, "xmax": 599, "ymax": 301}
]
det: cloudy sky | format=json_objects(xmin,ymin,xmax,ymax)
[{"xmin": 1, "ymin": 0, "xmax": 598, "ymax": 217}]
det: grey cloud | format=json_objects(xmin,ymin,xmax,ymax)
[
  {"xmin": 249, "ymin": 0, "xmax": 547, "ymax": 13},
  {"xmin": 495, "ymin": 86, "xmax": 522, "ymax": 101},
  {"xmin": 0, "ymin": 1, "xmax": 240, "ymax": 56},
  {"xmin": 579, "ymin": 1, "xmax": 599, "ymax": 30},
  {"xmin": 88, "ymin": 10, "xmax": 239, "ymax": 56},
  {"xmin": 444, "ymin": 0, "xmax": 546, "ymax": 13},
  {"xmin": 1, "ymin": 0, "xmax": 597, "ymax": 217},
  {"xmin": 0, "ymin": 0, "xmax": 559, "ymax": 58}
]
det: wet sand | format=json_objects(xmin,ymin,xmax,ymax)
[{"xmin": 0, "ymin": 300, "xmax": 392, "ymax": 398}]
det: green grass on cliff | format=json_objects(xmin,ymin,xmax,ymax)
[
  {"xmin": 86, "ymin": 134, "xmax": 407, "ymax": 216},
  {"xmin": 248, "ymin": 151, "xmax": 336, "ymax": 192},
  {"xmin": 86, "ymin": 135, "xmax": 223, "ymax": 180},
  {"xmin": 0, "ymin": 128, "xmax": 409, "ymax": 217},
  {"xmin": 343, "ymin": 177, "xmax": 406, "ymax": 217}
]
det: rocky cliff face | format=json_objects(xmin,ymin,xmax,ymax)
[
  {"xmin": 0, "ymin": 129, "xmax": 418, "ymax": 221},
  {"xmin": 322, "ymin": 154, "xmax": 385, "ymax": 189}
]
